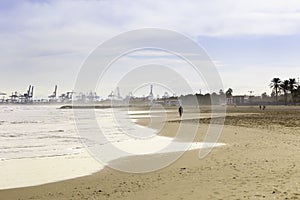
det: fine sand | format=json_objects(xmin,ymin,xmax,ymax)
[{"xmin": 0, "ymin": 106, "xmax": 300, "ymax": 199}]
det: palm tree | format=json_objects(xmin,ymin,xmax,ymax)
[
  {"xmin": 296, "ymin": 85, "xmax": 300, "ymax": 102},
  {"xmin": 225, "ymin": 88, "xmax": 233, "ymax": 98},
  {"xmin": 289, "ymin": 78, "xmax": 297, "ymax": 104},
  {"xmin": 280, "ymin": 80, "xmax": 289, "ymax": 105},
  {"xmin": 270, "ymin": 78, "xmax": 281, "ymax": 104}
]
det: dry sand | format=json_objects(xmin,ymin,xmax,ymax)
[{"xmin": 0, "ymin": 105, "xmax": 300, "ymax": 199}]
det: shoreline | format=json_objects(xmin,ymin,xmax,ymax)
[
  {"xmin": 0, "ymin": 141, "xmax": 226, "ymax": 190},
  {"xmin": 0, "ymin": 106, "xmax": 225, "ymax": 190}
]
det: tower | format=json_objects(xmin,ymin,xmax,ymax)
[
  {"xmin": 148, "ymin": 84, "xmax": 154, "ymax": 100},
  {"xmin": 117, "ymin": 87, "xmax": 121, "ymax": 99},
  {"xmin": 150, "ymin": 85, "xmax": 153, "ymax": 96}
]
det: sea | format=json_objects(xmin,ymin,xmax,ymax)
[{"xmin": 0, "ymin": 105, "xmax": 82, "ymax": 161}]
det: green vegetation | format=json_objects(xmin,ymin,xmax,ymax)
[{"xmin": 270, "ymin": 77, "xmax": 300, "ymax": 105}]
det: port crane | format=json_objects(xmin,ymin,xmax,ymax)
[{"xmin": 48, "ymin": 85, "xmax": 58, "ymax": 102}]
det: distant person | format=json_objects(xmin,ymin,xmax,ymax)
[
  {"xmin": 262, "ymin": 105, "xmax": 266, "ymax": 110},
  {"xmin": 259, "ymin": 105, "xmax": 262, "ymax": 110},
  {"xmin": 178, "ymin": 105, "xmax": 183, "ymax": 117}
]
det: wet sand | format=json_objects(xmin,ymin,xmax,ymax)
[{"xmin": 0, "ymin": 106, "xmax": 300, "ymax": 199}]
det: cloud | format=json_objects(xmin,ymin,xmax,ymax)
[
  {"xmin": 0, "ymin": 0, "xmax": 300, "ymax": 96},
  {"xmin": 2, "ymin": 0, "xmax": 300, "ymax": 37},
  {"xmin": 117, "ymin": 0, "xmax": 300, "ymax": 36}
]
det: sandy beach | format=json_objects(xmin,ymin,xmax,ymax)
[{"xmin": 0, "ymin": 105, "xmax": 300, "ymax": 199}]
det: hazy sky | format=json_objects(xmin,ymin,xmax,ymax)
[{"xmin": 1, "ymin": 0, "xmax": 300, "ymax": 98}]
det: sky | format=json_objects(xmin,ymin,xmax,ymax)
[{"xmin": 0, "ymin": 0, "xmax": 300, "ymax": 98}]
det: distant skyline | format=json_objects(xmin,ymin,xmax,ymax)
[{"xmin": 1, "ymin": 0, "xmax": 300, "ymax": 98}]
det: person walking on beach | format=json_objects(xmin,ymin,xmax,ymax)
[{"xmin": 178, "ymin": 105, "xmax": 183, "ymax": 117}]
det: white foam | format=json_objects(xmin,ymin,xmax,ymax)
[
  {"xmin": 0, "ymin": 151, "xmax": 102, "ymax": 189},
  {"xmin": 127, "ymin": 110, "xmax": 172, "ymax": 114}
]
